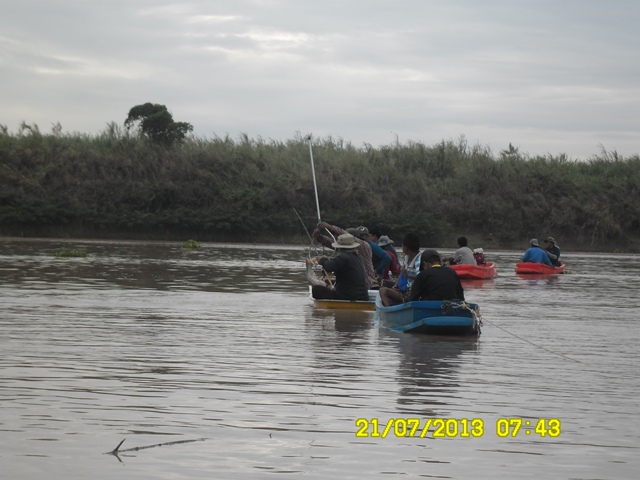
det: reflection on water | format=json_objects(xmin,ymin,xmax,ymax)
[
  {"xmin": 1, "ymin": 239, "xmax": 640, "ymax": 479},
  {"xmin": 391, "ymin": 333, "xmax": 480, "ymax": 415}
]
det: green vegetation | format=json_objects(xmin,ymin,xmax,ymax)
[
  {"xmin": 182, "ymin": 239, "xmax": 201, "ymax": 249},
  {"xmin": 52, "ymin": 248, "xmax": 87, "ymax": 257},
  {"xmin": 1, "ymin": 123, "xmax": 639, "ymax": 251}
]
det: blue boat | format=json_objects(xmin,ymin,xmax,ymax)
[{"xmin": 374, "ymin": 294, "xmax": 482, "ymax": 336}]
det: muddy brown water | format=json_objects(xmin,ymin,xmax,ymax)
[{"xmin": 1, "ymin": 238, "xmax": 639, "ymax": 479}]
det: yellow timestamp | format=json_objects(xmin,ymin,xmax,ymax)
[
  {"xmin": 355, "ymin": 418, "xmax": 561, "ymax": 438},
  {"xmin": 355, "ymin": 417, "xmax": 485, "ymax": 438}
]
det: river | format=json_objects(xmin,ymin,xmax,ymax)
[{"xmin": 1, "ymin": 238, "xmax": 639, "ymax": 479}]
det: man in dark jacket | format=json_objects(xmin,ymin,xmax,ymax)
[
  {"xmin": 544, "ymin": 237, "xmax": 562, "ymax": 266},
  {"xmin": 311, "ymin": 234, "xmax": 369, "ymax": 301},
  {"xmin": 409, "ymin": 249, "xmax": 465, "ymax": 302}
]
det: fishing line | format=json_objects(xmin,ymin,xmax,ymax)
[
  {"xmin": 482, "ymin": 318, "xmax": 582, "ymax": 363},
  {"xmin": 292, "ymin": 207, "xmax": 315, "ymax": 247}
]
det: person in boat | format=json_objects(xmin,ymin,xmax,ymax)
[
  {"xmin": 378, "ymin": 235, "xmax": 400, "ymax": 282},
  {"xmin": 370, "ymin": 226, "xmax": 399, "ymax": 260},
  {"xmin": 368, "ymin": 226, "xmax": 382, "ymax": 243},
  {"xmin": 379, "ymin": 233, "xmax": 422, "ymax": 306},
  {"xmin": 353, "ymin": 226, "xmax": 391, "ymax": 279},
  {"xmin": 544, "ymin": 237, "xmax": 561, "ymax": 266},
  {"xmin": 313, "ymin": 221, "xmax": 380, "ymax": 289},
  {"xmin": 311, "ymin": 234, "xmax": 369, "ymax": 301},
  {"xmin": 473, "ymin": 248, "xmax": 486, "ymax": 265},
  {"xmin": 522, "ymin": 238, "xmax": 552, "ymax": 265},
  {"xmin": 409, "ymin": 249, "xmax": 465, "ymax": 302},
  {"xmin": 443, "ymin": 236, "xmax": 475, "ymax": 265}
]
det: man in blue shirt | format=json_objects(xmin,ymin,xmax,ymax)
[
  {"xmin": 522, "ymin": 239, "xmax": 552, "ymax": 265},
  {"xmin": 353, "ymin": 225, "xmax": 391, "ymax": 278}
]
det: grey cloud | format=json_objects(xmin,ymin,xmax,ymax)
[{"xmin": 1, "ymin": 0, "xmax": 639, "ymax": 158}]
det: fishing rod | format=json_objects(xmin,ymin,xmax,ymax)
[
  {"xmin": 307, "ymin": 135, "xmax": 322, "ymax": 226},
  {"xmin": 293, "ymin": 207, "xmax": 316, "ymax": 247},
  {"xmin": 294, "ymin": 208, "xmax": 331, "ymax": 284},
  {"xmin": 306, "ymin": 134, "xmax": 336, "ymax": 244}
]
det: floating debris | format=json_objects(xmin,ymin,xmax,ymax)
[{"xmin": 52, "ymin": 248, "xmax": 87, "ymax": 257}]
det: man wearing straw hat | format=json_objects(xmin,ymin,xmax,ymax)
[
  {"xmin": 311, "ymin": 234, "xmax": 369, "ymax": 301},
  {"xmin": 313, "ymin": 221, "xmax": 380, "ymax": 289}
]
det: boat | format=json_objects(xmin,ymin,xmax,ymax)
[
  {"xmin": 374, "ymin": 294, "xmax": 481, "ymax": 335},
  {"xmin": 515, "ymin": 262, "xmax": 565, "ymax": 274},
  {"xmin": 309, "ymin": 286, "xmax": 377, "ymax": 310},
  {"xmin": 450, "ymin": 262, "xmax": 498, "ymax": 280}
]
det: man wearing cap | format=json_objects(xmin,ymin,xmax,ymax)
[
  {"xmin": 409, "ymin": 249, "xmax": 465, "ymax": 302},
  {"xmin": 311, "ymin": 234, "xmax": 369, "ymax": 301},
  {"xmin": 354, "ymin": 225, "xmax": 391, "ymax": 278},
  {"xmin": 544, "ymin": 237, "xmax": 561, "ymax": 266},
  {"xmin": 522, "ymin": 239, "xmax": 552, "ymax": 265}
]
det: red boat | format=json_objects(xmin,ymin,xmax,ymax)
[
  {"xmin": 450, "ymin": 262, "xmax": 498, "ymax": 280},
  {"xmin": 515, "ymin": 262, "xmax": 565, "ymax": 274}
]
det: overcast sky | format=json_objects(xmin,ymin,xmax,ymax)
[{"xmin": 2, "ymin": 0, "xmax": 639, "ymax": 159}]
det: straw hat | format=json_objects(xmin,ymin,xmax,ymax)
[{"xmin": 331, "ymin": 233, "xmax": 360, "ymax": 250}]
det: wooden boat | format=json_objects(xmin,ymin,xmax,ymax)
[
  {"xmin": 309, "ymin": 286, "xmax": 377, "ymax": 310},
  {"xmin": 515, "ymin": 262, "xmax": 565, "ymax": 274},
  {"xmin": 450, "ymin": 262, "xmax": 498, "ymax": 280},
  {"xmin": 374, "ymin": 294, "xmax": 481, "ymax": 335}
]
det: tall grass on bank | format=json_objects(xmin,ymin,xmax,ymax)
[{"xmin": 1, "ymin": 124, "xmax": 639, "ymax": 251}]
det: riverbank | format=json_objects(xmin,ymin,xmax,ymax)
[{"xmin": 2, "ymin": 131, "xmax": 639, "ymax": 252}]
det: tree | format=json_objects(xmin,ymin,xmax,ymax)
[{"xmin": 124, "ymin": 103, "xmax": 193, "ymax": 146}]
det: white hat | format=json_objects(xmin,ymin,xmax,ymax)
[{"xmin": 473, "ymin": 248, "xmax": 484, "ymax": 254}]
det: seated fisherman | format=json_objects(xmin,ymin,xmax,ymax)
[
  {"xmin": 311, "ymin": 234, "xmax": 369, "ymax": 301},
  {"xmin": 522, "ymin": 238, "xmax": 552, "ymax": 265},
  {"xmin": 544, "ymin": 237, "xmax": 561, "ymax": 266},
  {"xmin": 354, "ymin": 225, "xmax": 391, "ymax": 278},
  {"xmin": 409, "ymin": 249, "xmax": 465, "ymax": 302},
  {"xmin": 379, "ymin": 233, "xmax": 422, "ymax": 306},
  {"xmin": 378, "ymin": 235, "xmax": 400, "ymax": 280},
  {"xmin": 313, "ymin": 221, "xmax": 380, "ymax": 289},
  {"xmin": 443, "ymin": 236, "xmax": 476, "ymax": 265}
]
